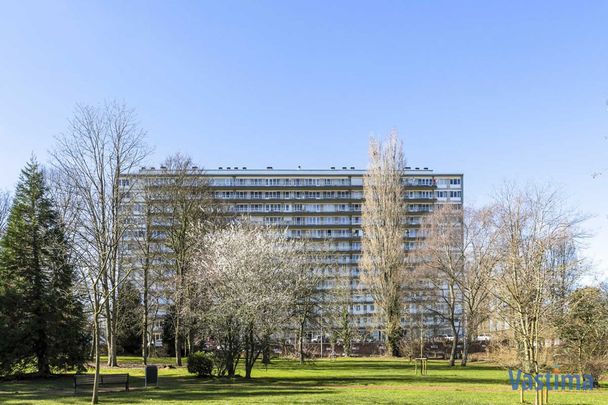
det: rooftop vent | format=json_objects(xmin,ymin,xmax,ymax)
[
  {"xmin": 423, "ymin": 167, "xmax": 428, "ymax": 170},
  {"xmin": 140, "ymin": 166, "xmax": 146, "ymax": 171},
  {"xmin": 234, "ymin": 167, "xmax": 238, "ymax": 170},
  {"xmin": 342, "ymin": 166, "xmax": 347, "ymax": 169},
  {"xmin": 150, "ymin": 167, "xmax": 155, "ymax": 170},
  {"xmin": 192, "ymin": 166, "xmax": 198, "ymax": 170},
  {"xmin": 405, "ymin": 166, "xmax": 411, "ymax": 169},
  {"xmin": 350, "ymin": 166, "xmax": 355, "ymax": 169},
  {"xmin": 415, "ymin": 167, "xmax": 420, "ymax": 170},
  {"xmin": 227, "ymin": 167, "xmax": 231, "ymax": 170},
  {"xmin": 160, "ymin": 165, "xmax": 167, "ymax": 170},
  {"xmin": 298, "ymin": 165, "xmax": 301, "ymax": 169},
  {"xmin": 242, "ymin": 167, "xmax": 247, "ymax": 170},
  {"xmin": 331, "ymin": 166, "xmax": 336, "ymax": 170},
  {"xmin": 267, "ymin": 166, "xmax": 273, "ymax": 170},
  {"xmin": 218, "ymin": 167, "xmax": 223, "ymax": 170}
]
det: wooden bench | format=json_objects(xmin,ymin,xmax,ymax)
[{"xmin": 74, "ymin": 373, "xmax": 129, "ymax": 393}]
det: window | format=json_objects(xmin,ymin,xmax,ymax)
[
  {"xmin": 450, "ymin": 191, "xmax": 462, "ymax": 198},
  {"xmin": 265, "ymin": 191, "xmax": 280, "ymax": 199},
  {"xmin": 450, "ymin": 178, "xmax": 461, "ymax": 185},
  {"xmin": 265, "ymin": 204, "xmax": 281, "ymax": 212}
]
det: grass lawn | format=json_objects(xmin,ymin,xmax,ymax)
[{"xmin": 1, "ymin": 357, "xmax": 606, "ymax": 404}]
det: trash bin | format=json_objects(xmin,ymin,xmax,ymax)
[{"xmin": 145, "ymin": 364, "xmax": 158, "ymax": 387}]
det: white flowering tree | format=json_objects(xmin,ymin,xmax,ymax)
[{"xmin": 189, "ymin": 220, "xmax": 309, "ymax": 378}]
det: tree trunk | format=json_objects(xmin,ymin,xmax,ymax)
[
  {"xmin": 226, "ymin": 350, "xmax": 235, "ymax": 377},
  {"xmin": 245, "ymin": 350, "xmax": 253, "ymax": 379},
  {"xmin": 35, "ymin": 328, "xmax": 50, "ymax": 376},
  {"xmin": 262, "ymin": 335, "xmax": 270, "ymax": 366},
  {"xmin": 299, "ymin": 321, "xmax": 305, "ymax": 364},
  {"xmin": 386, "ymin": 310, "xmax": 401, "ymax": 357},
  {"xmin": 186, "ymin": 329, "xmax": 193, "ymax": 356},
  {"xmin": 89, "ymin": 324, "xmax": 96, "ymax": 360},
  {"xmin": 91, "ymin": 312, "xmax": 101, "ymax": 405},
  {"xmin": 320, "ymin": 329, "xmax": 324, "ymax": 358},
  {"xmin": 244, "ymin": 326, "xmax": 257, "ymax": 379},
  {"xmin": 108, "ymin": 326, "xmax": 118, "ymax": 367},
  {"xmin": 175, "ymin": 315, "xmax": 182, "ymax": 366},
  {"xmin": 142, "ymin": 254, "xmax": 149, "ymax": 365},
  {"xmin": 461, "ymin": 334, "xmax": 469, "ymax": 366},
  {"xmin": 448, "ymin": 323, "xmax": 458, "ymax": 366},
  {"xmin": 104, "ymin": 284, "xmax": 118, "ymax": 367}
]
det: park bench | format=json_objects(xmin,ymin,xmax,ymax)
[{"xmin": 73, "ymin": 373, "xmax": 130, "ymax": 393}]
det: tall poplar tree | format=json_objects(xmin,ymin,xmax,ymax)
[
  {"xmin": 361, "ymin": 131, "xmax": 407, "ymax": 357},
  {"xmin": 0, "ymin": 160, "xmax": 87, "ymax": 376}
]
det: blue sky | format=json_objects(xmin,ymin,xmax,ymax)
[{"xmin": 1, "ymin": 1, "xmax": 607, "ymax": 277}]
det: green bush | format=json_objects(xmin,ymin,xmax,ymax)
[{"xmin": 187, "ymin": 352, "xmax": 214, "ymax": 378}]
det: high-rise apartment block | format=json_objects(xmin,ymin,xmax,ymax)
[{"xmin": 123, "ymin": 166, "xmax": 463, "ymax": 345}]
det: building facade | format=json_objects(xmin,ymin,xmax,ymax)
[{"xmin": 124, "ymin": 166, "xmax": 463, "ymax": 346}]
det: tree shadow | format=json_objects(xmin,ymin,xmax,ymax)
[{"xmin": 0, "ymin": 361, "xmax": 521, "ymax": 404}]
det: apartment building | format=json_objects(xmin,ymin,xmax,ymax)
[{"xmin": 123, "ymin": 165, "xmax": 463, "ymax": 345}]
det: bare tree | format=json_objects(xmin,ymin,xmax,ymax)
[
  {"xmin": 290, "ymin": 240, "xmax": 324, "ymax": 364},
  {"xmin": 417, "ymin": 204, "xmax": 498, "ymax": 365},
  {"xmin": 126, "ymin": 174, "xmax": 165, "ymax": 365},
  {"xmin": 159, "ymin": 154, "xmax": 216, "ymax": 366},
  {"xmin": 51, "ymin": 102, "xmax": 149, "ymax": 404},
  {"xmin": 416, "ymin": 204, "xmax": 463, "ymax": 366},
  {"xmin": 0, "ymin": 190, "xmax": 11, "ymax": 237},
  {"xmin": 492, "ymin": 185, "xmax": 584, "ymax": 375},
  {"xmin": 361, "ymin": 131, "xmax": 407, "ymax": 356},
  {"xmin": 459, "ymin": 206, "xmax": 498, "ymax": 365},
  {"xmin": 333, "ymin": 276, "xmax": 358, "ymax": 357}
]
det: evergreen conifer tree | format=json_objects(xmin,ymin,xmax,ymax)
[{"xmin": 0, "ymin": 159, "xmax": 87, "ymax": 376}]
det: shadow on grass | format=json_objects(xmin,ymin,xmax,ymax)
[
  {"xmin": 0, "ymin": 375, "xmax": 332, "ymax": 404},
  {"xmin": 0, "ymin": 360, "xmax": 515, "ymax": 404}
]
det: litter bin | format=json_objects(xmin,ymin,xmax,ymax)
[{"xmin": 145, "ymin": 364, "xmax": 158, "ymax": 387}]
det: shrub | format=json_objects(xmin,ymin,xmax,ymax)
[{"xmin": 187, "ymin": 352, "xmax": 213, "ymax": 378}]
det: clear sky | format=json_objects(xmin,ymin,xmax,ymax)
[{"xmin": 1, "ymin": 1, "xmax": 607, "ymax": 278}]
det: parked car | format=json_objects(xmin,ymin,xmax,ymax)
[{"xmin": 476, "ymin": 335, "xmax": 491, "ymax": 342}]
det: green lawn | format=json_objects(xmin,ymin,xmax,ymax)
[{"xmin": 1, "ymin": 357, "xmax": 606, "ymax": 404}]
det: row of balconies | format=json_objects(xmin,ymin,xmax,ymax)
[
  {"xmin": 209, "ymin": 178, "xmax": 444, "ymax": 188},
  {"xmin": 231, "ymin": 205, "xmax": 362, "ymax": 214},
  {"xmin": 214, "ymin": 192, "xmax": 440, "ymax": 200}
]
